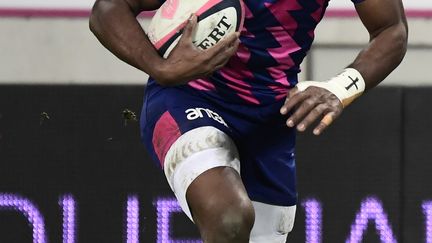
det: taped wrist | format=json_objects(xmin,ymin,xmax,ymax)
[{"xmin": 296, "ymin": 68, "xmax": 366, "ymax": 107}]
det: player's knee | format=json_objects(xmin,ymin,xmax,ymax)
[{"xmin": 208, "ymin": 199, "xmax": 255, "ymax": 241}]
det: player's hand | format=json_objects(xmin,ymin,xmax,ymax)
[
  {"xmin": 280, "ymin": 86, "xmax": 343, "ymax": 136},
  {"xmin": 154, "ymin": 14, "xmax": 240, "ymax": 86}
]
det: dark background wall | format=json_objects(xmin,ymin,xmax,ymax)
[{"xmin": 0, "ymin": 85, "xmax": 430, "ymax": 243}]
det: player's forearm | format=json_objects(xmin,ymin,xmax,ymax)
[
  {"xmin": 89, "ymin": 0, "xmax": 164, "ymax": 79},
  {"xmin": 349, "ymin": 22, "xmax": 408, "ymax": 90}
]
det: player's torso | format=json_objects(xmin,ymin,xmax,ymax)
[
  {"xmin": 188, "ymin": 0, "xmax": 330, "ymax": 105},
  {"xmin": 151, "ymin": 0, "xmax": 330, "ymax": 106}
]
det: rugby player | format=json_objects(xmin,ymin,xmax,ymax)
[{"xmin": 90, "ymin": 0, "xmax": 408, "ymax": 242}]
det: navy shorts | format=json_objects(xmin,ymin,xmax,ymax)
[{"xmin": 140, "ymin": 81, "xmax": 297, "ymax": 206}]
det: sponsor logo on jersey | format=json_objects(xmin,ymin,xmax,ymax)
[{"xmin": 185, "ymin": 108, "xmax": 228, "ymax": 127}]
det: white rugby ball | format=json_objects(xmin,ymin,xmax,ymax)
[{"xmin": 147, "ymin": 0, "xmax": 245, "ymax": 58}]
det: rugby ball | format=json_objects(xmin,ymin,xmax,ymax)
[{"xmin": 147, "ymin": 0, "xmax": 245, "ymax": 58}]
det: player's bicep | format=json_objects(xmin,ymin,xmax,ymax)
[{"xmin": 354, "ymin": 0, "xmax": 407, "ymax": 38}]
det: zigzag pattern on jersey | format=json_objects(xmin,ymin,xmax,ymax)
[
  {"xmin": 287, "ymin": 0, "xmax": 329, "ymax": 68},
  {"xmin": 218, "ymin": 0, "xmax": 298, "ymax": 105},
  {"xmin": 189, "ymin": 0, "xmax": 328, "ymax": 105}
]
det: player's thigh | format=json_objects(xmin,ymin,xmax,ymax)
[
  {"xmin": 186, "ymin": 166, "xmax": 254, "ymax": 233},
  {"xmin": 163, "ymin": 125, "xmax": 250, "ymax": 219},
  {"xmin": 141, "ymin": 85, "xmax": 254, "ymax": 235},
  {"xmin": 164, "ymin": 127, "xmax": 255, "ymax": 242}
]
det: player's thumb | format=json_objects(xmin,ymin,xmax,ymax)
[{"xmin": 181, "ymin": 14, "xmax": 197, "ymax": 43}]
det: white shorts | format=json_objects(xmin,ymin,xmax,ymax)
[{"xmin": 163, "ymin": 127, "xmax": 296, "ymax": 242}]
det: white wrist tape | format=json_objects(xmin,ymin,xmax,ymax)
[{"xmin": 296, "ymin": 68, "xmax": 366, "ymax": 107}]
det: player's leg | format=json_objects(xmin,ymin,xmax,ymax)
[
  {"xmin": 163, "ymin": 127, "xmax": 254, "ymax": 243},
  {"xmin": 231, "ymin": 103, "xmax": 298, "ymax": 243},
  {"xmin": 141, "ymin": 86, "xmax": 254, "ymax": 242},
  {"xmin": 187, "ymin": 166, "xmax": 255, "ymax": 243}
]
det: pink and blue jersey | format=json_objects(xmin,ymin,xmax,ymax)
[
  {"xmin": 184, "ymin": 0, "xmax": 354, "ymax": 105},
  {"xmin": 142, "ymin": 0, "xmax": 363, "ymax": 207},
  {"xmin": 151, "ymin": 0, "xmax": 364, "ymax": 105}
]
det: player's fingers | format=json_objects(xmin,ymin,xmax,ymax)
[
  {"xmin": 180, "ymin": 14, "xmax": 197, "ymax": 44},
  {"xmin": 286, "ymin": 97, "xmax": 317, "ymax": 128},
  {"xmin": 197, "ymin": 43, "xmax": 238, "ymax": 77},
  {"xmin": 287, "ymin": 86, "xmax": 301, "ymax": 99},
  {"xmin": 280, "ymin": 89, "xmax": 308, "ymax": 116},
  {"xmin": 296, "ymin": 104, "xmax": 327, "ymax": 132},
  {"xmin": 226, "ymin": 37, "xmax": 240, "ymax": 54},
  {"xmin": 313, "ymin": 110, "xmax": 341, "ymax": 135},
  {"xmin": 210, "ymin": 38, "xmax": 240, "ymax": 68},
  {"xmin": 212, "ymin": 58, "xmax": 231, "ymax": 71},
  {"xmin": 313, "ymin": 113, "xmax": 334, "ymax": 135},
  {"xmin": 207, "ymin": 32, "xmax": 240, "ymax": 56},
  {"xmin": 212, "ymin": 57, "xmax": 231, "ymax": 71},
  {"xmin": 280, "ymin": 87, "xmax": 304, "ymax": 115}
]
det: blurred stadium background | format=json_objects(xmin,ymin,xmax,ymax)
[{"xmin": 0, "ymin": 0, "xmax": 431, "ymax": 242}]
